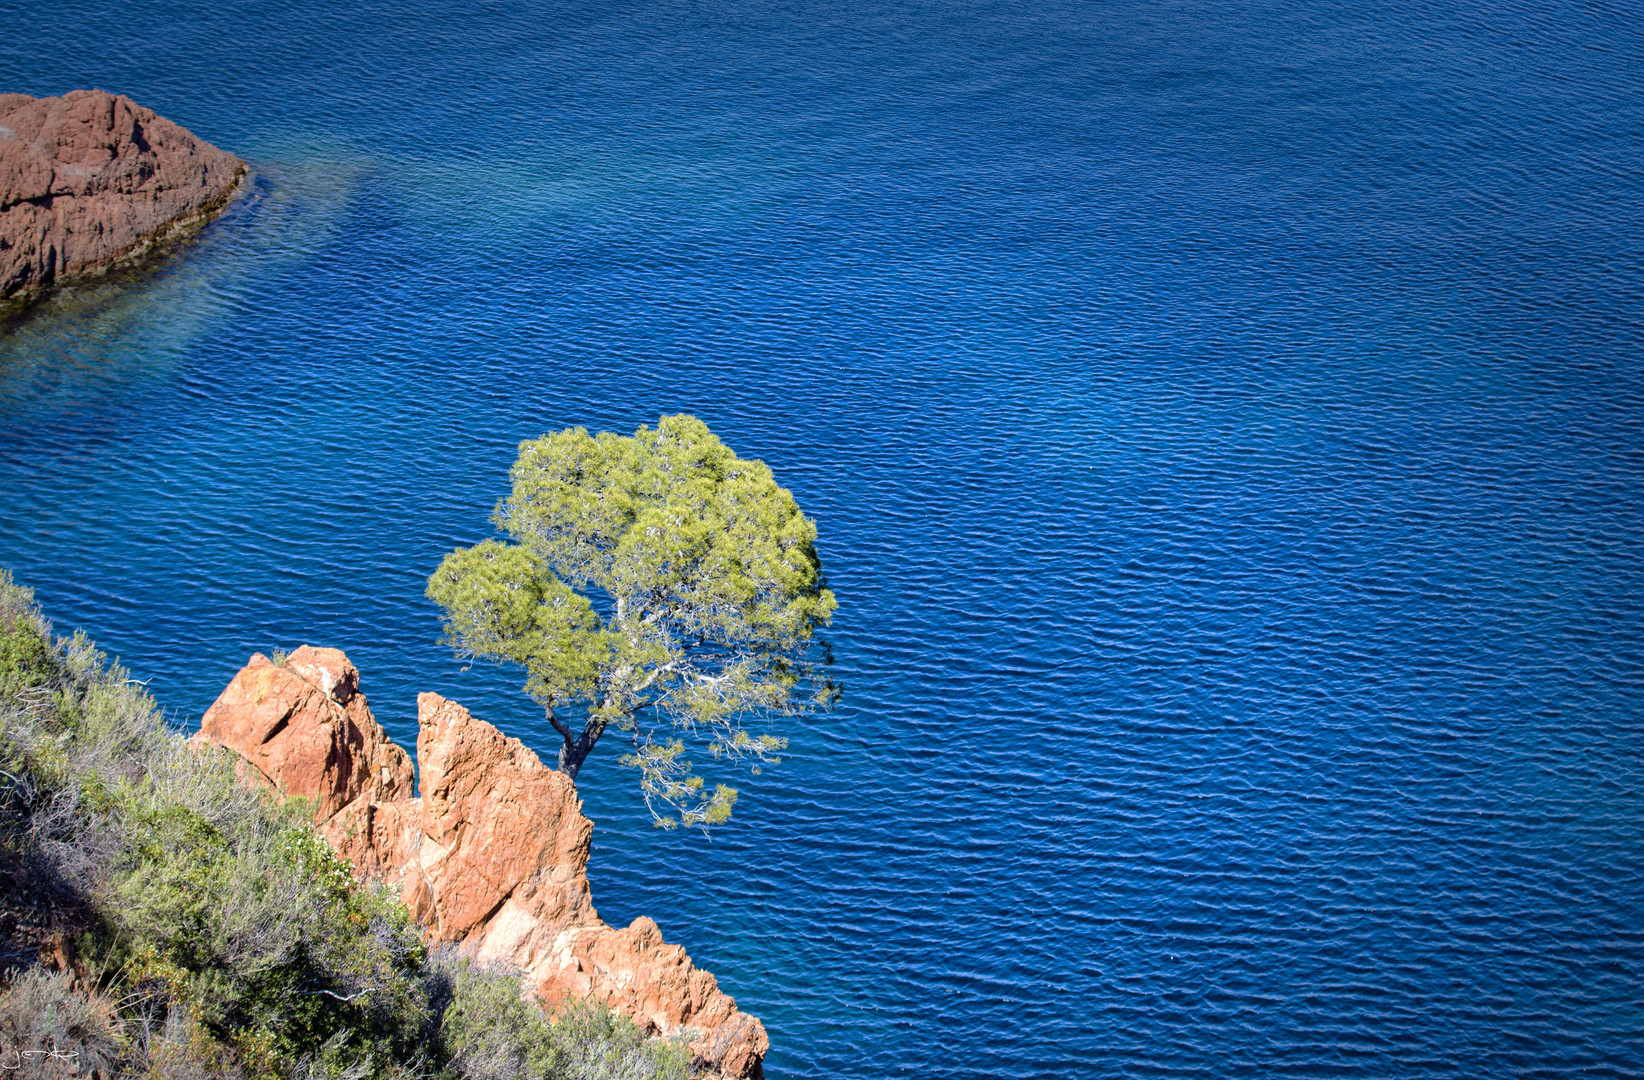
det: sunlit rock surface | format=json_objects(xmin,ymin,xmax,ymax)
[{"xmin": 199, "ymin": 650, "xmax": 768, "ymax": 1080}]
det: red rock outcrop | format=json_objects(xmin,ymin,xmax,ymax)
[
  {"xmin": 198, "ymin": 652, "xmax": 768, "ymax": 1080},
  {"xmin": 1, "ymin": 89, "xmax": 245, "ymax": 306},
  {"xmin": 195, "ymin": 647, "xmax": 413, "ymax": 823}
]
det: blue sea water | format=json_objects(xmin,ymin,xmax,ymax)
[{"xmin": 3, "ymin": 0, "xmax": 1643, "ymax": 1075}]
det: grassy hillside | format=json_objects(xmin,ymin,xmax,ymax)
[{"xmin": 0, "ymin": 570, "xmax": 690, "ymax": 1080}]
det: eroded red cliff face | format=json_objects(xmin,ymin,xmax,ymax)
[
  {"xmin": 197, "ymin": 648, "xmax": 768, "ymax": 1080},
  {"xmin": 0, "ymin": 89, "xmax": 244, "ymax": 305}
]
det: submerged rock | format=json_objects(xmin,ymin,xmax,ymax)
[
  {"xmin": 199, "ymin": 650, "xmax": 769, "ymax": 1080},
  {"xmin": 0, "ymin": 89, "xmax": 245, "ymax": 309}
]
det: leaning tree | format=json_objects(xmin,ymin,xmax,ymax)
[{"xmin": 426, "ymin": 414, "xmax": 837, "ymax": 830}]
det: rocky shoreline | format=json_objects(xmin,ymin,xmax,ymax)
[
  {"xmin": 194, "ymin": 646, "xmax": 769, "ymax": 1080},
  {"xmin": 0, "ymin": 89, "xmax": 245, "ymax": 313}
]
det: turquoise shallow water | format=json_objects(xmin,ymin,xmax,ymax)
[{"xmin": 3, "ymin": 0, "xmax": 1643, "ymax": 1075}]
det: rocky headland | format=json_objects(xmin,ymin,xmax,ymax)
[
  {"xmin": 194, "ymin": 646, "xmax": 769, "ymax": 1080},
  {"xmin": 0, "ymin": 89, "xmax": 245, "ymax": 310}
]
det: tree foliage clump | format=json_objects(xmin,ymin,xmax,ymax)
[
  {"xmin": 427, "ymin": 415, "xmax": 837, "ymax": 830},
  {"xmin": 0, "ymin": 569, "xmax": 691, "ymax": 1080}
]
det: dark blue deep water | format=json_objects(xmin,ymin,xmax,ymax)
[{"xmin": 3, "ymin": 1, "xmax": 1643, "ymax": 1075}]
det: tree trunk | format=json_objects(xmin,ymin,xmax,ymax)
[{"xmin": 558, "ymin": 719, "xmax": 606, "ymax": 781}]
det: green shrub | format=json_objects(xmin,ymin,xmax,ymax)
[
  {"xmin": 0, "ymin": 569, "xmax": 693, "ymax": 1080},
  {"xmin": 0, "ymin": 609, "xmax": 56, "ymax": 699},
  {"xmin": 547, "ymin": 997, "xmax": 691, "ymax": 1080},
  {"xmin": 433, "ymin": 954, "xmax": 690, "ymax": 1080},
  {"xmin": 434, "ymin": 954, "xmax": 561, "ymax": 1079}
]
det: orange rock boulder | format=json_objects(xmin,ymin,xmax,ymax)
[
  {"xmin": 197, "ymin": 651, "xmax": 768, "ymax": 1080},
  {"xmin": 407, "ymin": 692, "xmax": 598, "ymax": 940},
  {"xmin": 196, "ymin": 646, "xmax": 413, "ymax": 822}
]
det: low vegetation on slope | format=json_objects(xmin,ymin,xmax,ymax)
[{"xmin": 0, "ymin": 570, "xmax": 689, "ymax": 1080}]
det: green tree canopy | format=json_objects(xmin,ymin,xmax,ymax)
[{"xmin": 426, "ymin": 415, "xmax": 837, "ymax": 830}]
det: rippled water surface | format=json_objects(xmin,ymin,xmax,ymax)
[{"xmin": 3, "ymin": 0, "xmax": 1643, "ymax": 1075}]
